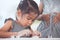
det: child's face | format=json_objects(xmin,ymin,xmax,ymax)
[{"xmin": 17, "ymin": 10, "xmax": 38, "ymax": 27}]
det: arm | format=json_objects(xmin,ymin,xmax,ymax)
[
  {"xmin": 0, "ymin": 20, "xmax": 17, "ymax": 38},
  {"xmin": 37, "ymin": 14, "xmax": 50, "ymax": 21},
  {"xmin": 53, "ymin": 12, "xmax": 60, "ymax": 23},
  {"xmin": 39, "ymin": 2, "xmax": 44, "ymax": 14},
  {"xmin": 0, "ymin": 31, "xmax": 17, "ymax": 38},
  {"xmin": 0, "ymin": 20, "xmax": 12, "ymax": 31}
]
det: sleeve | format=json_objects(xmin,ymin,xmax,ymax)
[
  {"xmin": 40, "ymin": 27, "xmax": 50, "ymax": 38},
  {"xmin": 52, "ymin": 23, "xmax": 60, "ymax": 37},
  {"xmin": 37, "ymin": 21, "xmax": 50, "ymax": 38}
]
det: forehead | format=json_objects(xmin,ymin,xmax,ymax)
[
  {"xmin": 23, "ymin": 12, "xmax": 38, "ymax": 19},
  {"xmin": 29, "ymin": 12, "xmax": 37, "ymax": 17}
]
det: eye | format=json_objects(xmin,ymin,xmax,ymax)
[
  {"xmin": 27, "ymin": 18, "xmax": 34, "ymax": 22},
  {"xmin": 27, "ymin": 18, "xmax": 31, "ymax": 20}
]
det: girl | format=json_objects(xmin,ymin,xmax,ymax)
[{"xmin": 0, "ymin": 0, "xmax": 40, "ymax": 38}]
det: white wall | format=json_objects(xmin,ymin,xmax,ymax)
[{"xmin": 0, "ymin": 0, "xmax": 20, "ymax": 28}]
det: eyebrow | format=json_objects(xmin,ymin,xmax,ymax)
[
  {"xmin": 27, "ymin": 16, "xmax": 32, "ymax": 19},
  {"xmin": 28, "ymin": 16, "xmax": 36, "ymax": 21}
]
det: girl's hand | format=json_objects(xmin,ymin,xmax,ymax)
[
  {"xmin": 32, "ymin": 31, "xmax": 41, "ymax": 38},
  {"xmin": 17, "ymin": 29, "xmax": 32, "ymax": 37}
]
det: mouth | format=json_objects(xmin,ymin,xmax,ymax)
[{"xmin": 24, "ymin": 24, "xmax": 31, "ymax": 27}]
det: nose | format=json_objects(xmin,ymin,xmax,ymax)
[{"xmin": 28, "ymin": 20, "xmax": 32, "ymax": 25}]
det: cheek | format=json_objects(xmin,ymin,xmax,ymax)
[{"xmin": 22, "ymin": 18, "xmax": 29, "ymax": 25}]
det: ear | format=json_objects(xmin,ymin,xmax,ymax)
[{"xmin": 17, "ymin": 9, "xmax": 22, "ymax": 17}]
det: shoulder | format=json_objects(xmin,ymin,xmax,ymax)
[
  {"xmin": 4, "ymin": 18, "xmax": 14, "ymax": 25},
  {"xmin": 5, "ymin": 20, "xmax": 12, "ymax": 24},
  {"xmin": 0, "ymin": 20, "xmax": 13, "ymax": 31}
]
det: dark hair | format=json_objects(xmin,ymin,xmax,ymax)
[
  {"xmin": 4, "ymin": 18, "xmax": 13, "ymax": 23},
  {"xmin": 17, "ymin": 0, "xmax": 40, "ymax": 15}
]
